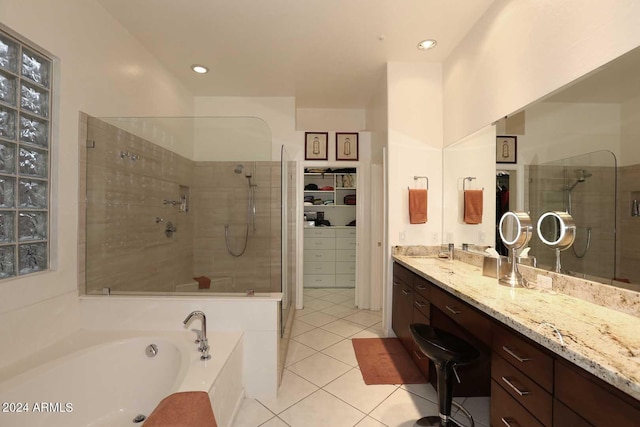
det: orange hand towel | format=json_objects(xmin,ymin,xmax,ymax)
[
  {"xmin": 193, "ymin": 276, "xmax": 211, "ymax": 289},
  {"xmin": 144, "ymin": 391, "xmax": 218, "ymax": 427},
  {"xmin": 409, "ymin": 189, "xmax": 428, "ymax": 224},
  {"xmin": 464, "ymin": 190, "xmax": 483, "ymax": 224}
]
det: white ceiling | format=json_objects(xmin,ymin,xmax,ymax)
[{"xmin": 96, "ymin": 0, "xmax": 494, "ymax": 109}]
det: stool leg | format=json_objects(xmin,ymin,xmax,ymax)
[{"xmin": 436, "ymin": 362, "xmax": 455, "ymax": 425}]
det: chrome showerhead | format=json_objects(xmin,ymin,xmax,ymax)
[
  {"xmin": 234, "ymin": 164, "xmax": 244, "ymax": 174},
  {"xmin": 574, "ymin": 169, "xmax": 592, "ymax": 182}
]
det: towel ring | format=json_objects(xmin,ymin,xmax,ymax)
[
  {"xmin": 463, "ymin": 176, "xmax": 484, "ymax": 191},
  {"xmin": 408, "ymin": 176, "xmax": 429, "ymax": 190}
]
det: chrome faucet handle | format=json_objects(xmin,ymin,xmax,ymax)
[
  {"xmin": 199, "ymin": 338, "xmax": 211, "ymax": 360},
  {"xmin": 191, "ymin": 328, "xmax": 202, "ymax": 344}
]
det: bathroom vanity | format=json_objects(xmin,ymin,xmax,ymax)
[{"xmin": 392, "ymin": 255, "xmax": 640, "ymax": 427}]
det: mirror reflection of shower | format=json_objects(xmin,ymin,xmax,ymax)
[
  {"xmin": 225, "ymin": 163, "xmax": 257, "ymax": 257},
  {"xmin": 563, "ymin": 168, "xmax": 592, "ymax": 259}
]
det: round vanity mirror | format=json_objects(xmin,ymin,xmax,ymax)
[
  {"xmin": 536, "ymin": 211, "xmax": 576, "ymax": 273},
  {"xmin": 497, "ymin": 211, "xmax": 533, "ymax": 288}
]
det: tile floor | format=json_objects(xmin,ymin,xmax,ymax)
[{"xmin": 232, "ymin": 288, "xmax": 490, "ymax": 427}]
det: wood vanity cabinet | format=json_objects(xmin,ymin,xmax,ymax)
[
  {"xmin": 391, "ymin": 261, "xmax": 640, "ymax": 427},
  {"xmin": 491, "ymin": 325, "xmax": 554, "ymax": 427}
]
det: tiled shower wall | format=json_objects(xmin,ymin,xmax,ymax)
[
  {"xmin": 616, "ymin": 164, "xmax": 640, "ymax": 286},
  {"xmin": 85, "ymin": 117, "xmax": 195, "ymax": 293},
  {"xmin": 527, "ymin": 164, "xmax": 616, "ymax": 281},
  {"xmin": 83, "ymin": 117, "xmax": 282, "ymax": 294}
]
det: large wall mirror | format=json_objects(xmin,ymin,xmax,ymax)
[{"xmin": 443, "ymin": 45, "xmax": 640, "ymax": 292}]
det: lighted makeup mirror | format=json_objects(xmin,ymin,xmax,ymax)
[
  {"xmin": 498, "ymin": 211, "xmax": 533, "ymax": 287},
  {"xmin": 536, "ymin": 211, "xmax": 576, "ymax": 274}
]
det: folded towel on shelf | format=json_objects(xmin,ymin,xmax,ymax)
[
  {"xmin": 409, "ymin": 189, "xmax": 428, "ymax": 224},
  {"xmin": 193, "ymin": 276, "xmax": 211, "ymax": 289},
  {"xmin": 144, "ymin": 391, "xmax": 218, "ymax": 427},
  {"xmin": 464, "ymin": 190, "xmax": 483, "ymax": 224}
]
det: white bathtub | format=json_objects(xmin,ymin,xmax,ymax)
[{"xmin": 0, "ymin": 330, "xmax": 244, "ymax": 427}]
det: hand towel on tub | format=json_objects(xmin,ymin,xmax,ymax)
[
  {"xmin": 464, "ymin": 190, "xmax": 483, "ymax": 224},
  {"xmin": 193, "ymin": 276, "xmax": 211, "ymax": 289},
  {"xmin": 144, "ymin": 391, "xmax": 218, "ymax": 427},
  {"xmin": 409, "ymin": 189, "xmax": 428, "ymax": 224}
]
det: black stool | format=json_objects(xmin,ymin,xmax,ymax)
[{"xmin": 410, "ymin": 323, "xmax": 480, "ymax": 427}]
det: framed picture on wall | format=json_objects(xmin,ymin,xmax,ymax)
[
  {"xmin": 496, "ymin": 135, "xmax": 517, "ymax": 163},
  {"xmin": 336, "ymin": 132, "xmax": 359, "ymax": 161},
  {"xmin": 305, "ymin": 132, "xmax": 328, "ymax": 160}
]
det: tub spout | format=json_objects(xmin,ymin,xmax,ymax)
[{"xmin": 183, "ymin": 311, "xmax": 211, "ymax": 360}]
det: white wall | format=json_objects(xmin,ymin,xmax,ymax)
[
  {"xmin": 194, "ymin": 97, "xmax": 298, "ymax": 161},
  {"xmin": 296, "ymin": 108, "xmax": 366, "ymax": 132},
  {"xmin": 442, "ymin": 125, "xmax": 496, "ymax": 247},
  {"xmin": 444, "ymin": 0, "xmax": 640, "ymax": 146},
  {"xmin": 0, "ymin": 0, "xmax": 194, "ymax": 366},
  {"xmin": 387, "ymin": 62, "xmax": 444, "ymax": 247}
]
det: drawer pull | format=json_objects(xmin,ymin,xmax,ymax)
[
  {"xmin": 501, "ymin": 376, "xmax": 530, "ymax": 396},
  {"xmin": 501, "ymin": 417, "xmax": 519, "ymax": 427},
  {"xmin": 414, "ymin": 300, "xmax": 426, "ymax": 308},
  {"xmin": 445, "ymin": 305, "xmax": 461, "ymax": 315},
  {"xmin": 393, "ymin": 281, "xmax": 401, "ymax": 287},
  {"xmin": 502, "ymin": 346, "xmax": 532, "ymax": 363},
  {"xmin": 415, "ymin": 284, "xmax": 427, "ymax": 290},
  {"xmin": 402, "ymin": 289, "xmax": 412, "ymax": 295}
]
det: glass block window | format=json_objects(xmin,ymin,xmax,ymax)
[{"xmin": 0, "ymin": 29, "xmax": 51, "ymax": 279}]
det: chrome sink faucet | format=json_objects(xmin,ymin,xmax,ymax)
[{"xmin": 183, "ymin": 310, "xmax": 211, "ymax": 360}]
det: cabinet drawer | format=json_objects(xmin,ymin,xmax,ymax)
[
  {"xmin": 304, "ymin": 261, "xmax": 335, "ymax": 274},
  {"xmin": 429, "ymin": 286, "xmax": 491, "ymax": 345},
  {"xmin": 492, "ymin": 354, "xmax": 552, "ymax": 426},
  {"xmin": 336, "ymin": 238, "xmax": 356, "ymax": 250},
  {"xmin": 555, "ymin": 360, "xmax": 640, "ymax": 427},
  {"xmin": 336, "ymin": 261, "xmax": 355, "ymax": 274},
  {"xmin": 493, "ymin": 325, "xmax": 553, "ymax": 392},
  {"xmin": 304, "ymin": 228, "xmax": 336, "ymax": 238},
  {"xmin": 335, "ymin": 274, "xmax": 355, "ymax": 287},
  {"xmin": 304, "ymin": 274, "xmax": 336, "ymax": 287},
  {"xmin": 304, "ymin": 249, "xmax": 335, "ymax": 262},
  {"xmin": 413, "ymin": 276, "xmax": 430, "ymax": 300},
  {"xmin": 553, "ymin": 399, "xmax": 593, "ymax": 427},
  {"xmin": 393, "ymin": 263, "xmax": 415, "ymax": 286},
  {"xmin": 336, "ymin": 249, "xmax": 356, "ymax": 262},
  {"xmin": 336, "ymin": 228, "xmax": 357, "ymax": 237},
  {"xmin": 411, "ymin": 307, "xmax": 430, "ymax": 379},
  {"xmin": 491, "ymin": 380, "xmax": 545, "ymax": 427},
  {"xmin": 304, "ymin": 237, "xmax": 335, "ymax": 250},
  {"xmin": 413, "ymin": 292, "xmax": 430, "ymax": 319}
]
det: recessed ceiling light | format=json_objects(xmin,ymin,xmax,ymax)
[
  {"xmin": 417, "ymin": 39, "xmax": 437, "ymax": 50},
  {"xmin": 191, "ymin": 64, "xmax": 209, "ymax": 74}
]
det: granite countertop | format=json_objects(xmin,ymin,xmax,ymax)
[{"xmin": 393, "ymin": 255, "xmax": 640, "ymax": 401}]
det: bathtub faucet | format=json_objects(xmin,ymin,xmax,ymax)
[{"xmin": 183, "ymin": 311, "xmax": 211, "ymax": 360}]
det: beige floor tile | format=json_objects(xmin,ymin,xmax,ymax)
[
  {"xmin": 290, "ymin": 320, "xmax": 316, "ymax": 337},
  {"xmin": 304, "ymin": 298, "xmax": 337, "ymax": 310},
  {"xmin": 319, "ymin": 293, "xmax": 354, "ymax": 304},
  {"xmin": 258, "ymin": 369, "xmax": 319, "ymax": 414},
  {"xmin": 399, "ymin": 383, "xmax": 438, "ymax": 403},
  {"xmin": 285, "ymin": 340, "xmax": 317, "ymax": 366},
  {"xmin": 232, "ymin": 399, "xmax": 274, "ymax": 427},
  {"xmin": 320, "ymin": 304, "xmax": 360, "ymax": 318},
  {"xmin": 321, "ymin": 319, "xmax": 366, "ymax": 338},
  {"xmin": 296, "ymin": 311, "xmax": 339, "ymax": 327},
  {"xmin": 287, "ymin": 352, "xmax": 352, "ymax": 387},
  {"xmin": 350, "ymin": 329, "xmax": 386, "ymax": 339},
  {"xmin": 294, "ymin": 307, "xmax": 317, "ymax": 318},
  {"xmin": 321, "ymin": 339, "xmax": 359, "ymax": 366},
  {"xmin": 278, "ymin": 390, "xmax": 366, "ymax": 427},
  {"xmin": 324, "ymin": 368, "xmax": 398, "ymax": 413},
  {"xmin": 259, "ymin": 417, "xmax": 290, "ymax": 427},
  {"xmin": 355, "ymin": 416, "xmax": 388, "ymax": 426},
  {"xmin": 304, "ymin": 288, "xmax": 332, "ymax": 298},
  {"xmin": 457, "ymin": 396, "xmax": 490, "ymax": 427},
  {"xmin": 339, "ymin": 298, "xmax": 357, "ymax": 308},
  {"xmin": 343, "ymin": 311, "xmax": 383, "ymax": 327},
  {"xmin": 293, "ymin": 328, "xmax": 344, "ymax": 351},
  {"xmin": 368, "ymin": 388, "xmax": 439, "ymax": 427}
]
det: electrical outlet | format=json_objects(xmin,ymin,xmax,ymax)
[
  {"xmin": 431, "ymin": 232, "xmax": 439, "ymax": 243},
  {"xmin": 399, "ymin": 231, "xmax": 406, "ymax": 242},
  {"xmin": 479, "ymin": 231, "xmax": 486, "ymax": 243},
  {"xmin": 446, "ymin": 232, "xmax": 453, "ymax": 242},
  {"xmin": 537, "ymin": 275, "xmax": 553, "ymax": 289}
]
